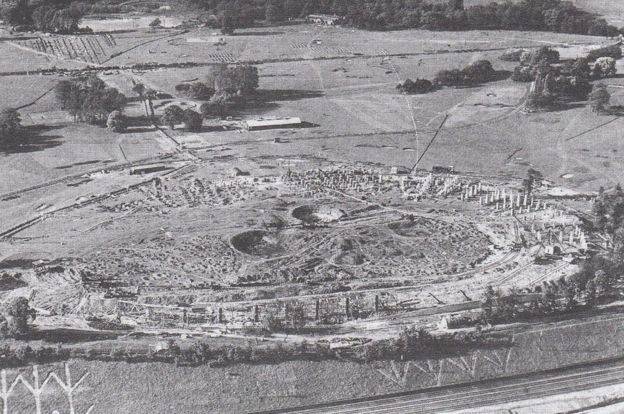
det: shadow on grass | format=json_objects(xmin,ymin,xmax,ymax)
[
  {"xmin": 231, "ymin": 30, "xmax": 285, "ymax": 36},
  {"xmin": 492, "ymin": 70, "xmax": 512, "ymax": 82},
  {"xmin": 254, "ymin": 89, "xmax": 325, "ymax": 102},
  {"xmin": 228, "ymin": 89, "xmax": 324, "ymax": 116},
  {"xmin": 32, "ymin": 328, "xmax": 120, "ymax": 344},
  {"xmin": 0, "ymin": 125, "xmax": 63, "ymax": 155}
]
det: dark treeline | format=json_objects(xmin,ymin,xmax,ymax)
[
  {"xmin": 186, "ymin": 0, "xmax": 621, "ymax": 36},
  {"xmin": 0, "ymin": 0, "xmax": 88, "ymax": 33}
]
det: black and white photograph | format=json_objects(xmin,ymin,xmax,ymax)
[{"xmin": 1, "ymin": 0, "xmax": 624, "ymax": 413}]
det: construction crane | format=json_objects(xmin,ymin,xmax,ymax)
[{"xmin": 410, "ymin": 114, "xmax": 450, "ymax": 174}]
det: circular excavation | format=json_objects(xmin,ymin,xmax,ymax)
[
  {"xmin": 230, "ymin": 230, "xmax": 285, "ymax": 258},
  {"xmin": 292, "ymin": 205, "xmax": 346, "ymax": 225}
]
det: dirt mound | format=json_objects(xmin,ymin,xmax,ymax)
[
  {"xmin": 330, "ymin": 236, "xmax": 365, "ymax": 265},
  {"xmin": 231, "ymin": 230, "xmax": 285, "ymax": 258},
  {"xmin": 388, "ymin": 219, "xmax": 432, "ymax": 237},
  {"xmin": 292, "ymin": 205, "xmax": 345, "ymax": 224}
]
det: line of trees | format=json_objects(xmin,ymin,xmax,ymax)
[
  {"xmin": 1, "ymin": 0, "xmax": 85, "ymax": 33},
  {"xmin": 397, "ymin": 60, "xmax": 497, "ymax": 95},
  {"xmin": 55, "ymin": 75, "xmax": 127, "ymax": 126},
  {"xmin": 186, "ymin": 0, "xmax": 622, "ymax": 36}
]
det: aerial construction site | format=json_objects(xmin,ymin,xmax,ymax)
[{"xmin": 1, "ymin": 0, "xmax": 624, "ymax": 413}]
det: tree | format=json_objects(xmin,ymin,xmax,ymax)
[
  {"xmin": 56, "ymin": 77, "xmax": 126, "ymax": 124},
  {"xmin": 0, "ymin": 108, "xmax": 22, "ymax": 144},
  {"xmin": 106, "ymin": 110, "xmax": 127, "ymax": 132},
  {"xmin": 31, "ymin": 5, "xmax": 82, "ymax": 34},
  {"xmin": 434, "ymin": 69, "xmax": 464, "ymax": 86},
  {"xmin": 206, "ymin": 64, "xmax": 259, "ymax": 96},
  {"xmin": 0, "ymin": 0, "xmax": 31, "ymax": 26},
  {"xmin": 265, "ymin": 1, "xmax": 283, "ymax": 24},
  {"xmin": 569, "ymin": 57, "xmax": 591, "ymax": 80},
  {"xmin": 523, "ymin": 168, "xmax": 543, "ymax": 195},
  {"xmin": 585, "ymin": 279, "xmax": 597, "ymax": 305},
  {"xmin": 481, "ymin": 285, "xmax": 496, "ymax": 319},
  {"xmin": 330, "ymin": 0, "xmax": 349, "ymax": 16},
  {"xmin": 145, "ymin": 89, "xmax": 157, "ymax": 119},
  {"xmin": 188, "ymin": 82, "xmax": 215, "ymax": 100},
  {"xmin": 220, "ymin": 7, "xmax": 237, "ymax": 34},
  {"xmin": 132, "ymin": 82, "xmax": 149, "ymax": 117},
  {"xmin": 200, "ymin": 94, "xmax": 234, "ymax": 118},
  {"xmin": 55, "ymin": 80, "xmax": 75, "ymax": 109},
  {"xmin": 284, "ymin": 0, "xmax": 305, "ymax": 18},
  {"xmin": 588, "ymin": 19, "xmax": 619, "ymax": 37},
  {"xmin": 183, "ymin": 109, "xmax": 203, "ymax": 131},
  {"xmin": 162, "ymin": 105, "xmax": 184, "ymax": 130},
  {"xmin": 4, "ymin": 297, "xmax": 35, "ymax": 338},
  {"xmin": 589, "ymin": 83, "xmax": 610, "ymax": 113},
  {"xmin": 230, "ymin": 65, "xmax": 259, "ymax": 95}
]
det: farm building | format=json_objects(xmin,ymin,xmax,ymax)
[
  {"xmin": 306, "ymin": 14, "xmax": 344, "ymax": 25},
  {"xmin": 243, "ymin": 117, "xmax": 303, "ymax": 131}
]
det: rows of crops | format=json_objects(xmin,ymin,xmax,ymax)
[{"xmin": 17, "ymin": 34, "xmax": 117, "ymax": 65}]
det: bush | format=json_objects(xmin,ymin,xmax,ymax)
[
  {"xmin": 176, "ymin": 82, "xmax": 215, "ymax": 100},
  {"xmin": 396, "ymin": 78, "xmax": 434, "ymax": 94},
  {"xmin": 188, "ymin": 82, "xmax": 215, "ymax": 100},
  {"xmin": 434, "ymin": 60, "xmax": 496, "ymax": 87},
  {"xmin": 500, "ymin": 48, "xmax": 527, "ymax": 62},
  {"xmin": 175, "ymin": 83, "xmax": 191, "ymax": 93},
  {"xmin": 522, "ymin": 47, "xmax": 560, "ymax": 66}
]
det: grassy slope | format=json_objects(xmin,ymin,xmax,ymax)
[{"xmin": 3, "ymin": 315, "xmax": 624, "ymax": 413}]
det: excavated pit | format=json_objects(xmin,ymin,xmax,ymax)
[
  {"xmin": 292, "ymin": 205, "xmax": 345, "ymax": 224},
  {"xmin": 230, "ymin": 230, "xmax": 285, "ymax": 258}
]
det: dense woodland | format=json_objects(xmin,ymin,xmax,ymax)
[
  {"xmin": 1, "ymin": 0, "xmax": 622, "ymax": 36},
  {"xmin": 185, "ymin": 0, "xmax": 622, "ymax": 36}
]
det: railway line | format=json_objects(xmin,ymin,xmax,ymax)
[{"xmin": 260, "ymin": 358, "xmax": 624, "ymax": 414}]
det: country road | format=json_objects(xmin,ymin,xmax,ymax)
[{"xmin": 256, "ymin": 358, "xmax": 624, "ymax": 414}]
